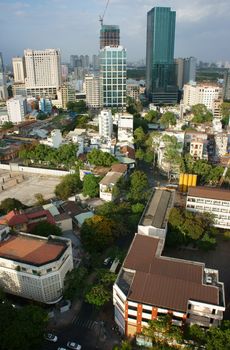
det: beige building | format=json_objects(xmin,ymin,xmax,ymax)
[
  {"xmin": 0, "ymin": 232, "xmax": 73, "ymax": 304},
  {"xmin": 61, "ymin": 83, "xmax": 76, "ymax": 109},
  {"xmin": 99, "ymin": 171, "xmax": 123, "ymax": 202},
  {"xmin": 190, "ymin": 138, "xmax": 208, "ymax": 160},
  {"xmin": 127, "ymin": 83, "xmax": 140, "ymax": 101},
  {"xmin": 12, "ymin": 57, "xmax": 26, "ymax": 83},
  {"xmin": 183, "ymin": 83, "xmax": 222, "ymax": 110},
  {"xmin": 85, "ymin": 74, "xmax": 102, "ymax": 109}
]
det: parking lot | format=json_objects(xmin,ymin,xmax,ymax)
[
  {"xmin": 164, "ymin": 236, "xmax": 230, "ymax": 318},
  {"xmin": 0, "ymin": 170, "xmax": 61, "ymax": 206}
]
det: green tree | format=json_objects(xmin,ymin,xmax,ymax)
[
  {"xmin": 1, "ymin": 121, "xmax": 14, "ymax": 130},
  {"xmin": 128, "ymin": 170, "xmax": 149, "ymax": 203},
  {"xmin": 0, "ymin": 197, "xmax": 25, "ymax": 214},
  {"xmin": 131, "ymin": 203, "xmax": 145, "ymax": 214},
  {"xmin": 34, "ymin": 193, "xmax": 46, "ymax": 205},
  {"xmin": 191, "ymin": 104, "xmax": 213, "ymax": 123},
  {"xmin": 66, "ymin": 100, "xmax": 87, "ymax": 113},
  {"xmin": 64, "ymin": 267, "xmax": 88, "ymax": 300},
  {"xmin": 197, "ymin": 233, "xmax": 217, "ymax": 250},
  {"xmin": 83, "ymin": 174, "xmax": 99, "ymax": 198},
  {"xmin": 55, "ymin": 173, "xmax": 82, "ymax": 200},
  {"xmin": 162, "ymin": 135, "xmax": 182, "ymax": 166},
  {"xmin": 160, "ymin": 112, "xmax": 177, "ymax": 128},
  {"xmin": 185, "ymin": 324, "xmax": 206, "ymax": 345},
  {"xmin": 85, "ymin": 284, "xmax": 111, "ymax": 308},
  {"xmin": 87, "ymin": 149, "xmax": 118, "ymax": 167},
  {"xmin": 113, "ymin": 340, "xmax": 132, "ymax": 350},
  {"xmin": 134, "ymin": 126, "xmax": 146, "ymax": 146},
  {"xmin": 144, "ymin": 110, "xmax": 160, "ymax": 123},
  {"xmin": 31, "ymin": 221, "xmax": 62, "ymax": 237},
  {"xmin": 220, "ymin": 102, "xmax": 230, "ymax": 127}
]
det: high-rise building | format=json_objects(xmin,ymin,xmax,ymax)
[
  {"xmin": 0, "ymin": 53, "xmax": 8, "ymax": 101},
  {"xmin": 100, "ymin": 46, "xmax": 126, "ymax": 109},
  {"xmin": 92, "ymin": 54, "xmax": 99, "ymax": 71},
  {"xmin": 85, "ymin": 74, "xmax": 102, "ymax": 109},
  {"xmin": 146, "ymin": 7, "xmax": 178, "ymax": 104},
  {"xmin": 70, "ymin": 55, "xmax": 78, "ymax": 69},
  {"xmin": 6, "ymin": 96, "xmax": 27, "ymax": 123},
  {"xmin": 223, "ymin": 69, "xmax": 230, "ymax": 101},
  {"xmin": 99, "ymin": 109, "xmax": 113, "ymax": 138},
  {"xmin": 100, "ymin": 25, "xmax": 120, "ymax": 49},
  {"xmin": 175, "ymin": 57, "xmax": 196, "ymax": 90},
  {"xmin": 61, "ymin": 82, "xmax": 76, "ymax": 109},
  {"xmin": 24, "ymin": 49, "xmax": 62, "ymax": 98},
  {"xmin": 183, "ymin": 82, "xmax": 222, "ymax": 110},
  {"xmin": 12, "ymin": 57, "xmax": 26, "ymax": 83}
]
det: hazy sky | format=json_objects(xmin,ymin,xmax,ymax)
[{"xmin": 0, "ymin": 0, "xmax": 229, "ymax": 64}]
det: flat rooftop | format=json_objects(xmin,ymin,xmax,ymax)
[
  {"xmin": 117, "ymin": 234, "xmax": 221, "ymax": 312},
  {"xmin": 188, "ymin": 186, "xmax": 230, "ymax": 201},
  {"xmin": 100, "ymin": 171, "xmax": 122, "ymax": 186},
  {"xmin": 139, "ymin": 189, "xmax": 174, "ymax": 229},
  {"xmin": 0, "ymin": 234, "xmax": 67, "ymax": 266}
]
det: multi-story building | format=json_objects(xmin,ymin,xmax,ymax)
[
  {"xmin": 183, "ymin": 82, "xmax": 222, "ymax": 110},
  {"xmin": 175, "ymin": 57, "xmax": 196, "ymax": 90},
  {"xmin": 92, "ymin": 54, "xmax": 99, "ymax": 71},
  {"xmin": 12, "ymin": 83, "xmax": 26, "ymax": 97},
  {"xmin": 99, "ymin": 109, "xmax": 113, "ymax": 138},
  {"xmin": 113, "ymin": 189, "xmax": 225, "ymax": 336},
  {"xmin": 214, "ymin": 132, "xmax": 228, "ymax": 159},
  {"xmin": 190, "ymin": 138, "xmax": 208, "ymax": 160},
  {"xmin": 117, "ymin": 113, "xmax": 134, "ymax": 143},
  {"xmin": 39, "ymin": 98, "xmax": 52, "ymax": 114},
  {"xmin": 127, "ymin": 82, "xmax": 140, "ymax": 101},
  {"xmin": 24, "ymin": 49, "xmax": 62, "ymax": 98},
  {"xmin": 99, "ymin": 171, "xmax": 123, "ymax": 202},
  {"xmin": 212, "ymin": 98, "xmax": 223, "ymax": 119},
  {"xmin": 6, "ymin": 96, "xmax": 27, "ymax": 124},
  {"xmin": 12, "ymin": 57, "xmax": 26, "ymax": 83},
  {"xmin": 100, "ymin": 25, "xmax": 120, "ymax": 49},
  {"xmin": 0, "ymin": 231, "xmax": 73, "ymax": 304},
  {"xmin": 186, "ymin": 186, "xmax": 230, "ymax": 229},
  {"xmin": 40, "ymin": 129, "xmax": 63, "ymax": 148},
  {"xmin": 0, "ymin": 52, "xmax": 8, "ymax": 101},
  {"xmin": 100, "ymin": 46, "xmax": 127, "ymax": 109},
  {"xmin": 146, "ymin": 7, "xmax": 178, "ymax": 104},
  {"xmin": 223, "ymin": 69, "xmax": 230, "ymax": 101},
  {"xmin": 60, "ymin": 82, "xmax": 76, "ymax": 109},
  {"xmin": 85, "ymin": 74, "xmax": 102, "ymax": 109}
]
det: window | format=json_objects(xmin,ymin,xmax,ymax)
[
  {"xmin": 128, "ymin": 305, "xmax": 137, "ymax": 311},
  {"xmin": 128, "ymin": 315, "xmax": 136, "ymax": 320}
]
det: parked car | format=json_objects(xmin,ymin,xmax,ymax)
[
  {"xmin": 57, "ymin": 348, "xmax": 67, "ymax": 350},
  {"xmin": 67, "ymin": 341, "xmax": 82, "ymax": 350},
  {"xmin": 44, "ymin": 333, "xmax": 58, "ymax": 342}
]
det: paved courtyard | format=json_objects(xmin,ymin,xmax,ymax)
[{"xmin": 0, "ymin": 170, "xmax": 61, "ymax": 206}]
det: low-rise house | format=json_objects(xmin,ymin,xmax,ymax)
[
  {"xmin": 190, "ymin": 138, "xmax": 208, "ymax": 160},
  {"xmin": 75, "ymin": 211, "xmax": 94, "ymax": 227},
  {"xmin": 99, "ymin": 171, "xmax": 123, "ymax": 202},
  {"xmin": 55, "ymin": 213, "xmax": 73, "ymax": 232},
  {"xmin": 0, "ymin": 231, "xmax": 73, "ymax": 304},
  {"xmin": 186, "ymin": 186, "xmax": 230, "ymax": 230}
]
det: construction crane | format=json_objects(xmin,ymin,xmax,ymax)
[
  {"xmin": 219, "ymin": 159, "xmax": 230, "ymax": 187},
  {"xmin": 99, "ymin": 0, "xmax": 110, "ymax": 26}
]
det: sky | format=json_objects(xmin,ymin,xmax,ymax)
[{"xmin": 0, "ymin": 0, "xmax": 229, "ymax": 64}]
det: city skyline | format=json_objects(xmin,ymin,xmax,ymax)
[{"xmin": 1, "ymin": 0, "xmax": 230, "ymax": 64}]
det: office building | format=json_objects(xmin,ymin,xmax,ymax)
[
  {"xmin": 61, "ymin": 83, "xmax": 76, "ymax": 109},
  {"xmin": 100, "ymin": 46, "xmax": 126, "ymax": 109},
  {"xmin": 223, "ymin": 69, "xmax": 230, "ymax": 101},
  {"xmin": 70, "ymin": 55, "xmax": 78, "ymax": 69},
  {"xmin": 12, "ymin": 57, "xmax": 26, "ymax": 83},
  {"xmin": 183, "ymin": 83, "xmax": 222, "ymax": 110},
  {"xmin": 24, "ymin": 49, "xmax": 62, "ymax": 98},
  {"xmin": 186, "ymin": 187, "xmax": 230, "ymax": 229},
  {"xmin": 175, "ymin": 57, "xmax": 196, "ymax": 90},
  {"xmin": 85, "ymin": 74, "xmax": 102, "ymax": 109},
  {"xmin": 146, "ymin": 7, "xmax": 178, "ymax": 104},
  {"xmin": 0, "ymin": 53, "xmax": 8, "ymax": 101},
  {"xmin": 0, "ymin": 231, "xmax": 73, "ymax": 304},
  {"xmin": 99, "ymin": 109, "xmax": 113, "ymax": 138},
  {"xmin": 6, "ymin": 96, "xmax": 27, "ymax": 123},
  {"xmin": 100, "ymin": 25, "xmax": 120, "ymax": 49},
  {"xmin": 92, "ymin": 54, "xmax": 100, "ymax": 71},
  {"xmin": 113, "ymin": 189, "xmax": 225, "ymax": 336}
]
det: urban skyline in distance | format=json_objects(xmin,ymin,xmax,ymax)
[{"xmin": 1, "ymin": 0, "xmax": 230, "ymax": 64}]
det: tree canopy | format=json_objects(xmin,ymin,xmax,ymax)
[
  {"xmin": 160, "ymin": 112, "xmax": 177, "ymax": 128},
  {"xmin": 55, "ymin": 173, "xmax": 82, "ymax": 200},
  {"xmin": 144, "ymin": 110, "xmax": 160, "ymax": 123},
  {"xmin": 128, "ymin": 170, "xmax": 150, "ymax": 203},
  {"xmin": 64, "ymin": 267, "xmax": 88, "ymax": 300},
  {"xmin": 66, "ymin": 100, "xmax": 87, "ymax": 114},
  {"xmin": 0, "ymin": 198, "xmax": 25, "ymax": 214},
  {"xmin": 83, "ymin": 174, "xmax": 100, "ymax": 198},
  {"xmin": 87, "ymin": 149, "xmax": 118, "ymax": 167},
  {"xmin": 191, "ymin": 104, "xmax": 213, "ymax": 123},
  {"xmin": 31, "ymin": 221, "xmax": 62, "ymax": 237}
]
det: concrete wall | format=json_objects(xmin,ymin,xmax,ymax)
[{"xmin": 0, "ymin": 163, "xmax": 71, "ymax": 177}]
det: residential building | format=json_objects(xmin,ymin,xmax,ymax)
[
  {"xmin": 40, "ymin": 129, "xmax": 63, "ymax": 148},
  {"xmin": 100, "ymin": 25, "xmax": 120, "ymax": 49},
  {"xmin": 39, "ymin": 98, "xmax": 52, "ymax": 114},
  {"xmin": 61, "ymin": 83, "xmax": 76, "ymax": 109},
  {"xmin": 186, "ymin": 186, "xmax": 230, "ymax": 229},
  {"xmin": 12, "ymin": 57, "xmax": 26, "ymax": 83},
  {"xmin": 190, "ymin": 138, "xmax": 208, "ymax": 160},
  {"xmin": 0, "ymin": 52, "xmax": 8, "ymax": 101},
  {"xmin": 117, "ymin": 113, "xmax": 134, "ymax": 143},
  {"xmin": 92, "ymin": 54, "xmax": 99, "ymax": 71},
  {"xmin": 100, "ymin": 46, "xmax": 127, "ymax": 109},
  {"xmin": 212, "ymin": 98, "xmax": 223, "ymax": 119},
  {"xmin": 214, "ymin": 132, "xmax": 228, "ymax": 159},
  {"xmin": 99, "ymin": 109, "xmax": 113, "ymax": 138},
  {"xmin": 12, "ymin": 83, "xmax": 26, "ymax": 97},
  {"xmin": 127, "ymin": 82, "xmax": 140, "ymax": 101},
  {"xmin": 0, "ymin": 232, "xmax": 73, "ymax": 304},
  {"xmin": 85, "ymin": 74, "xmax": 102, "ymax": 108},
  {"xmin": 113, "ymin": 189, "xmax": 225, "ymax": 336},
  {"xmin": 146, "ymin": 7, "xmax": 178, "ymax": 104},
  {"xmin": 223, "ymin": 69, "xmax": 230, "ymax": 101},
  {"xmin": 183, "ymin": 83, "xmax": 222, "ymax": 110},
  {"xmin": 175, "ymin": 57, "xmax": 196, "ymax": 90},
  {"xmin": 70, "ymin": 55, "xmax": 78, "ymax": 69},
  {"xmin": 6, "ymin": 96, "xmax": 27, "ymax": 124},
  {"xmin": 99, "ymin": 171, "xmax": 123, "ymax": 202},
  {"xmin": 24, "ymin": 49, "xmax": 62, "ymax": 98}
]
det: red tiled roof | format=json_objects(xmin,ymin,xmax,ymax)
[
  {"xmin": 120, "ymin": 146, "xmax": 135, "ymax": 159},
  {"xmin": 188, "ymin": 186, "xmax": 230, "ymax": 201},
  {"xmin": 0, "ymin": 209, "xmax": 56, "ymax": 228},
  {"xmin": 0, "ymin": 234, "xmax": 66, "ymax": 266},
  {"xmin": 123, "ymin": 234, "xmax": 219, "ymax": 312}
]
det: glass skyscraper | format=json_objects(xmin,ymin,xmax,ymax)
[
  {"xmin": 146, "ymin": 7, "xmax": 178, "ymax": 104},
  {"xmin": 100, "ymin": 46, "xmax": 126, "ymax": 109}
]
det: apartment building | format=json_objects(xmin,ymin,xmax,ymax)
[
  {"xmin": 117, "ymin": 113, "xmax": 134, "ymax": 143},
  {"xmin": 99, "ymin": 109, "xmax": 113, "ymax": 138},
  {"xmin": 85, "ymin": 74, "xmax": 102, "ymax": 109},
  {"xmin": 214, "ymin": 132, "xmax": 229, "ymax": 159},
  {"xmin": 190, "ymin": 138, "xmax": 208, "ymax": 160},
  {"xmin": 6, "ymin": 96, "xmax": 27, "ymax": 123},
  {"xmin": 186, "ymin": 187, "xmax": 230, "ymax": 230},
  {"xmin": 0, "ymin": 232, "xmax": 73, "ymax": 304},
  {"xmin": 12, "ymin": 57, "xmax": 26, "ymax": 83},
  {"xmin": 99, "ymin": 171, "xmax": 123, "ymax": 202},
  {"xmin": 183, "ymin": 83, "xmax": 222, "ymax": 110}
]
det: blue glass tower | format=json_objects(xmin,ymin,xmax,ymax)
[{"xmin": 146, "ymin": 7, "xmax": 178, "ymax": 104}]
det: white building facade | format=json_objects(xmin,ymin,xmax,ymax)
[
  {"xmin": 6, "ymin": 96, "xmax": 27, "ymax": 123},
  {"xmin": 117, "ymin": 113, "xmax": 134, "ymax": 143},
  {"xmin": 99, "ymin": 109, "xmax": 113, "ymax": 138},
  {"xmin": 85, "ymin": 74, "xmax": 102, "ymax": 108},
  {"xmin": 183, "ymin": 83, "xmax": 222, "ymax": 110},
  {"xmin": 12, "ymin": 57, "xmax": 26, "ymax": 83}
]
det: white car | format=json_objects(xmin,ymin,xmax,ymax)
[
  {"xmin": 44, "ymin": 333, "xmax": 58, "ymax": 342},
  {"xmin": 58, "ymin": 348, "xmax": 67, "ymax": 350},
  {"xmin": 67, "ymin": 341, "xmax": 82, "ymax": 350}
]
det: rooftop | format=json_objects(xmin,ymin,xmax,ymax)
[
  {"xmin": 187, "ymin": 186, "xmax": 230, "ymax": 201},
  {"xmin": 0, "ymin": 233, "xmax": 67, "ymax": 266},
  {"xmin": 139, "ymin": 189, "xmax": 175, "ymax": 229},
  {"xmin": 100, "ymin": 171, "xmax": 122, "ymax": 186},
  {"xmin": 111, "ymin": 163, "xmax": 127, "ymax": 174},
  {"xmin": 118, "ymin": 234, "xmax": 221, "ymax": 312}
]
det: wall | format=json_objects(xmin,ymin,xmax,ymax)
[{"xmin": 0, "ymin": 163, "xmax": 72, "ymax": 177}]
